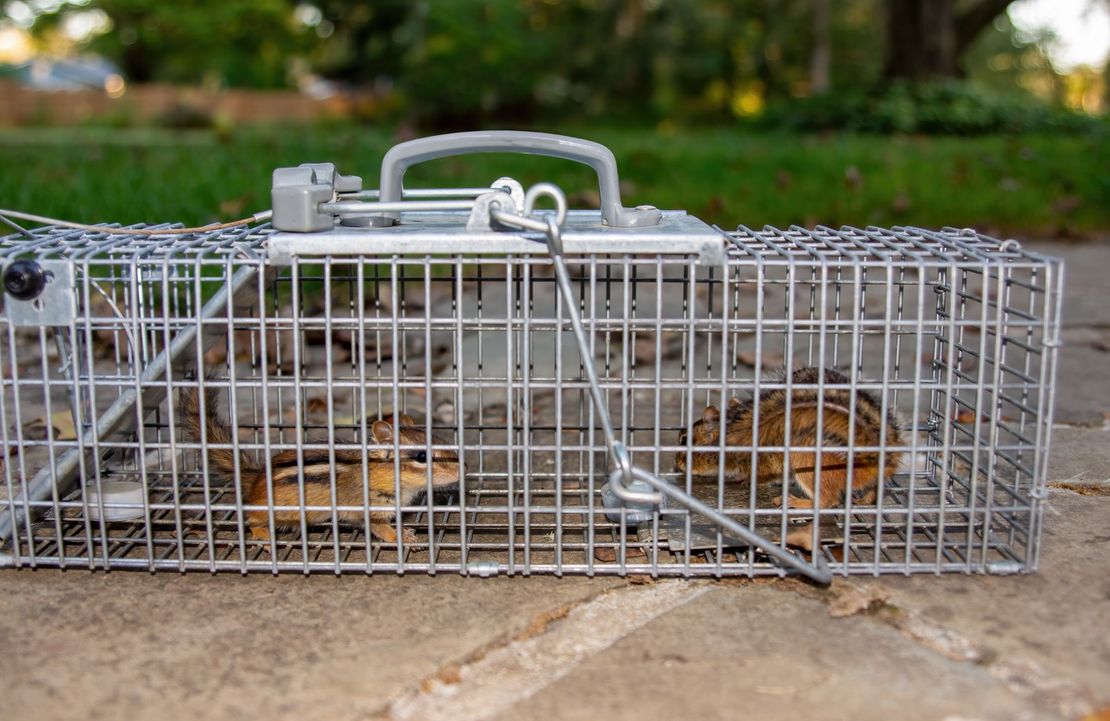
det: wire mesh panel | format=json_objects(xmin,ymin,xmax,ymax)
[
  {"xmin": 0, "ymin": 132, "xmax": 1064, "ymax": 579},
  {"xmin": 0, "ymin": 221, "xmax": 1063, "ymax": 577}
]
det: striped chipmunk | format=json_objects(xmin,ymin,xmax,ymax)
[
  {"xmin": 675, "ymin": 366, "xmax": 903, "ymax": 508},
  {"xmin": 179, "ymin": 382, "xmax": 463, "ymax": 546}
]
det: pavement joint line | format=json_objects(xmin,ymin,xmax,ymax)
[
  {"xmin": 379, "ymin": 580, "xmax": 711, "ymax": 721},
  {"xmin": 789, "ymin": 579, "xmax": 1099, "ymax": 720}
]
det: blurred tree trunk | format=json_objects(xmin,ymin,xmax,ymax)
[
  {"xmin": 810, "ymin": 0, "xmax": 831, "ymax": 93},
  {"xmin": 883, "ymin": 0, "xmax": 1016, "ymax": 81}
]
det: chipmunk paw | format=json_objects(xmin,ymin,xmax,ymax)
[{"xmin": 771, "ymin": 494, "xmax": 815, "ymax": 509}]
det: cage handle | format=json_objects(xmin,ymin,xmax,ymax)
[
  {"xmin": 502, "ymin": 185, "xmax": 831, "ymax": 585},
  {"xmin": 378, "ymin": 131, "xmax": 662, "ymax": 228}
]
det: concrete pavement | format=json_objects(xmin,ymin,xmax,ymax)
[{"xmin": 2, "ymin": 238, "xmax": 1109, "ymax": 721}]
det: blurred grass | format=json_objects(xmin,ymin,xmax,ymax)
[{"xmin": 1, "ymin": 125, "xmax": 1107, "ymax": 236}]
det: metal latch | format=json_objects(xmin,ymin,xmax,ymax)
[
  {"xmin": 271, "ymin": 162, "xmax": 362, "ymax": 232},
  {"xmin": 3, "ymin": 259, "xmax": 74, "ymax": 327}
]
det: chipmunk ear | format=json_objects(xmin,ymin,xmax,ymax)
[
  {"xmin": 399, "ymin": 413, "xmax": 416, "ymax": 427},
  {"xmin": 701, "ymin": 405, "xmax": 720, "ymax": 423},
  {"xmin": 371, "ymin": 419, "xmax": 394, "ymax": 444},
  {"xmin": 728, "ymin": 397, "xmax": 742, "ymax": 409}
]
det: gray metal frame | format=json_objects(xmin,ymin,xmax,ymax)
[{"xmin": 0, "ymin": 134, "xmax": 1063, "ymax": 579}]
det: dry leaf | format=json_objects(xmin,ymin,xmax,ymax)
[
  {"xmin": 219, "ymin": 194, "xmax": 252, "ymax": 217},
  {"xmin": 843, "ymin": 165, "xmax": 862, "ymax": 190},
  {"xmin": 827, "ymin": 582, "xmax": 890, "ymax": 618},
  {"xmin": 1080, "ymin": 707, "xmax": 1110, "ymax": 721},
  {"xmin": 737, "ymin": 351, "xmax": 785, "ymax": 370},
  {"xmin": 953, "ymin": 410, "xmax": 1013, "ymax": 424},
  {"xmin": 481, "ymin": 402, "xmax": 508, "ymax": 424},
  {"xmin": 23, "ymin": 411, "xmax": 78, "ymax": 441},
  {"xmin": 569, "ymin": 189, "xmax": 601, "ymax": 209},
  {"xmin": 702, "ymin": 195, "xmax": 725, "ymax": 217},
  {"xmin": 594, "ymin": 546, "xmax": 647, "ymax": 562},
  {"xmin": 632, "ymin": 332, "xmax": 685, "ymax": 364},
  {"xmin": 435, "ymin": 401, "xmax": 456, "ymax": 425},
  {"xmin": 305, "ymin": 397, "xmax": 329, "ymax": 415},
  {"xmin": 52, "ymin": 412, "xmax": 77, "ymax": 439}
]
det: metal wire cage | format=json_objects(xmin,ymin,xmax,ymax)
[{"xmin": 0, "ymin": 132, "xmax": 1064, "ymax": 580}]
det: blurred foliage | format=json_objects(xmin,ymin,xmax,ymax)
[
  {"xmin": 4, "ymin": 0, "xmax": 1105, "ymax": 129},
  {"xmin": 761, "ymin": 81, "xmax": 1103, "ymax": 134},
  {"xmin": 20, "ymin": 0, "xmax": 314, "ymax": 87}
]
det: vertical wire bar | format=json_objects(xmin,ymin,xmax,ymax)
[
  {"xmin": 37, "ymin": 325, "xmax": 67, "ymax": 564},
  {"xmin": 994, "ymin": 263, "xmax": 1016, "ymax": 550},
  {"xmin": 0, "ymin": 321, "xmax": 22, "ymax": 565},
  {"xmin": 871, "ymin": 260, "xmax": 896, "ymax": 575},
  {"xmin": 82, "ymin": 263, "xmax": 110, "ymax": 567},
  {"xmin": 683, "ymin": 258, "xmax": 698, "ymax": 575},
  {"xmin": 716, "ymin": 257, "xmax": 731, "ymax": 576},
  {"xmin": 468, "ymin": 261, "xmax": 485, "ymax": 569},
  {"xmin": 811, "ymin": 259, "xmax": 829, "ymax": 561},
  {"xmin": 422, "ymin": 257, "xmax": 436, "ymax": 571},
  {"xmin": 225, "ymin": 257, "xmax": 249, "ymax": 569},
  {"xmin": 964, "ymin": 262, "xmax": 992, "ymax": 570},
  {"xmin": 256, "ymin": 263, "xmax": 278, "ymax": 567},
  {"xmin": 979, "ymin": 264, "xmax": 1008, "ymax": 568},
  {"xmin": 356, "ymin": 258, "xmax": 374, "ymax": 573},
  {"xmin": 1029, "ymin": 260, "xmax": 1063, "ymax": 570},
  {"xmin": 454, "ymin": 257, "xmax": 468, "ymax": 572},
  {"xmin": 586, "ymin": 257, "xmax": 598, "ymax": 572},
  {"xmin": 652, "ymin": 257, "xmax": 664, "ymax": 577},
  {"xmin": 5, "ymin": 320, "xmax": 35, "ymax": 565},
  {"xmin": 504, "ymin": 258, "xmax": 516, "ymax": 574},
  {"xmin": 891, "ymin": 265, "xmax": 908, "ymax": 411},
  {"xmin": 62, "ymin": 267, "xmax": 92, "ymax": 567},
  {"xmin": 842, "ymin": 253, "xmax": 863, "ymax": 571},
  {"xmin": 903, "ymin": 261, "xmax": 928, "ymax": 571},
  {"xmin": 806, "ymin": 263, "xmax": 818, "ymax": 366},
  {"xmin": 780, "ymin": 256, "xmax": 797, "ymax": 569},
  {"xmin": 935, "ymin": 264, "xmax": 960, "ymax": 572},
  {"xmin": 127, "ymin": 258, "xmax": 155, "ymax": 568},
  {"xmin": 679, "ymin": 259, "xmax": 696, "ymax": 569},
  {"xmin": 551, "ymin": 258, "xmax": 566, "ymax": 574},
  {"xmin": 841, "ymin": 260, "xmax": 865, "ymax": 570},
  {"xmin": 323, "ymin": 258, "xmax": 342, "ymax": 572},
  {"xmin": 192, "ymin": 258, "xmax": 216, "ymax": 568},
  {"xmin": 521, "ymin": 259, "xmax": 532, "ymax": 573},
  {"xmin": 551, "ymin": 259, "xmax": 566, "ymax": 574},
  {"xmin": 831, "ymin": 263, "xmax": 844, "ymax": 365},
  {"xmin": 158, "ymin": 257, "xmax": 185, "ymax": 570},
  {"xmin": 290, "ymin": 260, "xmax": 311, "ymax": 570},
  {"xmin": 388, "ymin": 260, "xmax": 404, "ymax": 566},
  {"xmin": 620, "ymin": 257, "xmax": 632, "ymax": 568},
  {"xmin": 748, "ymin": 253, "xmax": 766, "ymax": 576}
]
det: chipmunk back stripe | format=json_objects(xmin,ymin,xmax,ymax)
[
  {"xmin": 675, "ymin": 366, "xmax": 905, "ymax": 507},
  {"xmin": 270, "ymin": 448, "xmax": 369, "ymax": 469}
]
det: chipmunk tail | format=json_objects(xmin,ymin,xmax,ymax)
[{"xmin": 177, "ymin": 377, "xmax": 258, "ymax": 477}]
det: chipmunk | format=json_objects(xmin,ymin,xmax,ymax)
[
  {"xmin": 674, "ymin": 367, "xmax": 903, "ymax": 508},
  {"xmin": 178, "ymin": 384, "xmax": 462, "ymax": 546}
]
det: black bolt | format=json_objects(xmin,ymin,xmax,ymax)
[{"xmin": 4, "ymin": 259, "xmax": 47, "ymax": 301}]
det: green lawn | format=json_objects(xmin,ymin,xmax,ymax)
[{"xmin": 1, "ymin": 126, "xmax": 1107, "ymax": 236}]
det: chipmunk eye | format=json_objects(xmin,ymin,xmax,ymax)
[{"xmin": 414, "ymin": 451, "xmax": 427, "ymax": 464}]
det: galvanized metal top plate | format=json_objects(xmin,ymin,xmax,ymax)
[{"xmin": 265, "ymin": 209, "xmax": 727, "ymax": 265}]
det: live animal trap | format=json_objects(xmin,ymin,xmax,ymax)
[{"xmin": 0, "ymin": 132, "xmax": 1063, "ymax": 581}]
